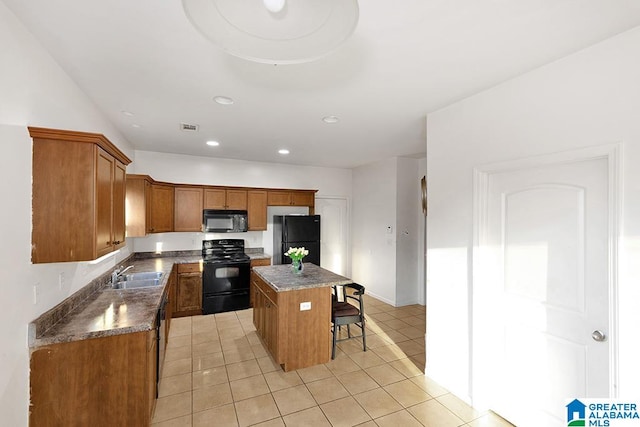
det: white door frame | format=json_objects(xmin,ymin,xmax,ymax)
[{"xmin": 471, "ymin": 143, "xmax": 621, "ymax": 410}]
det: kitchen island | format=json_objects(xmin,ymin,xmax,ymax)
[{"xmin": 251, "ymin": 263, "xmax": 351, "ymax": 371}]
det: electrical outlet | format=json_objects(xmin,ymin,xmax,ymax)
[
  {"xmin": 59, "ymin": 272, "xmax": 65, "ymax": 290},
  {"xmin": 300, "ymin": 301, "xmax": 311, "ymax": 311}
]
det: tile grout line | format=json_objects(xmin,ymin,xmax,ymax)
[{"xmin": 156, "ymin": 299, "xmax": 455, "ymax": 427}]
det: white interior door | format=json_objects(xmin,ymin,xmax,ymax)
[
  {"xmin": 481, "ymin": 157, "xmax": 611, "ymax": 426},
  {"xmin": 315, "ymin": 197, "xmax": 349, "ymax": 276}
]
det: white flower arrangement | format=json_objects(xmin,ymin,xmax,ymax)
[{"xmin": 284, "ymin": 247, "xmax": 309, "ymax": 262}]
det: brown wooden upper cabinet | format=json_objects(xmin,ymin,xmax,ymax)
[
  {"xmin": 174, "ymin": 186, "xmax": 204, "ymax": 232},
  {"xmin": 267, "ymin": 190, "xmax": 315, "ymax": 208},
  {"xmin": 247, "ymin": 190, "xmax": 268, "ymax": 231},
  {"xmin": 149, "ymin": 184, "xmax": 174, "ymax": 233},
  {"xmin": 125, "ymin": 176, "xmax": 176, "ymax": 235},
  {"xmin": 126, "ymin": 173, "xmax": 316, "ymax": 236},
  {"xmin": 125, "ymin": 175, "xmax": 151, "ymax": 238},
  {"xmin": 204, "ymin": 188, "xmax": 247, "ymax": 210},
  {"xmin": 96, "ymin": 148, "xmax": 127, "ymax": 258},
  {"xmin": 29, "ymin": 127, "xmax": 131, "ymax": 263}
]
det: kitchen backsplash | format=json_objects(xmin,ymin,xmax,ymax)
[{"xmin": 130, "ymin": 230, "xmax": 264, "ymax": 253}]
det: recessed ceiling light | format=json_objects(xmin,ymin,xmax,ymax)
[
  {"xmin": 322, "ymin": 116, "xmax": 339, "ymax": 124},
  {"xmin": 206, "ymin": 140, "xmax": 220, "ymax": 147},
  {"xmin": 263, "ymin": 0, "xmax": 285, "ymax": 13},
  {"xmin": 278, "ymin": 149, "xmax": 290, "ymax": 155},
  {"xmin": 213, "ymin": 96, "xmax": 234, "ymax": 105},
  {"xmin": 121, "ymin": 110, "xmax": 134, "ymax": 117}
]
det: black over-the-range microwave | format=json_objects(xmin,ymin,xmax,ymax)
[{"xmin": 202, "ymin": 209, "xmax": 248, "ymax": 233}]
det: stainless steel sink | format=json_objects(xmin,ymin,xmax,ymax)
[
  {"xmin": 113, "ymin": 278, "xmax": 163, "ymax": 290},
  {"xmin": 112, "ymin": 272, "xmax": 164, "ymax": 289},
  {"xmin": 121, "ymin": 271, "xmax": 163, "ymax": 281}
]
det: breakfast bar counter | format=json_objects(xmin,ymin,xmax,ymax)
[{"xmin": 251, "ymin": 264, "xmax": 352, "ymax": 371}]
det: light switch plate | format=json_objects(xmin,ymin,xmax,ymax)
[{"xmin": 300, "ymin": 301, "xmax": 311, "ymax": 311}]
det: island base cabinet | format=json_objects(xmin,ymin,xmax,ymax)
[
  {"xmin": 29, "ymin": 331, "xmax": 156, "ymax": 426},
  {"xmin": 252, "ymin": 272, "xmax": 331, "ymax": 371},
  {"xmin": 249, "ymin": 258, "xmax": 271, "ymax": 307},
  {"xmin": 280, "ymin": 287, "xmax": 332, "ymax": 371}
]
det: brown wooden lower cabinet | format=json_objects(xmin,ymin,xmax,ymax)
[
  {"xmin": 249, "ymin": 258, "xmax": 271, "ymax": 307},
  {"xmin": 173, "ymin": 263, "xmax": 203, "ymax": 317},
  {"xmin": 250, "ymin": 258, "xmax": 271, "ymax": 268},
  {"xmin": 30, "ymin": 329, "xmax": 157, "ymax": 426},
  {"xmin": 167, "ymin": 266, "xmax": 177, "ymax": 323},
  {"xmin": 147, "ymin": 329, "xmax": 158, "ymax": 420},
  {"xmin": 252, "ymin": 274, "xmax": 280, "ymax": 362},
  {"xmin": 251, "ymin": 271, "xmax": 331, "ymax": 371}
]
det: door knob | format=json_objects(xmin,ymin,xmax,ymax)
[{"xmin": 592, "ymin": 330, "xmax": 606, "ymax": 342}]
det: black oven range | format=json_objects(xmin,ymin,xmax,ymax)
[{"xmin": 202, "ymin": 239, "xmax": 251, "ymax": 314}]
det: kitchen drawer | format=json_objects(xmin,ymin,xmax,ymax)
[
  {"xmin": 178, "ymin": 262, "xmax": 202, "ymax": 274},
  {"xmin": 250, "ymin": 258, "xmax": 271, "ymax": 268},
  {"xmin": 257, "ymin": 278, "xmax": 278, "ymax": 305}
]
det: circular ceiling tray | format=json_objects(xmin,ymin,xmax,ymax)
[{"xmin": 182, "ymin": 0, "xmax": 359, "ymax": 64}]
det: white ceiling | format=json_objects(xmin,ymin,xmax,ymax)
[{"xmin": 5, "ymin": 0, "xmax": 640, "ymax": 168}]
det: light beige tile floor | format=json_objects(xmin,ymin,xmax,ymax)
[{"xmin": 152, "ymin": 294, "xmax": 513, "ymax": 427}]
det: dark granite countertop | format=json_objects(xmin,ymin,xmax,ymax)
[
  {"xmin": 253, "ymin": 264, "xmax": 351, "ymax": 292},
  {"xmin": 30, "ymin": 249, "xmax": 273, "ymax": 349},
  {"xmin": 245, "ymin": 247, "xmax": 271, "ymax": 260},
  {"xmin": 29, "ymin": 254, "xmax": 201, "ymax": 349}
]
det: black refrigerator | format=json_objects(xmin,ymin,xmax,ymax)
[{"xmin": 273, "ymin": 215, "xmax": 321, "ymax": 266}]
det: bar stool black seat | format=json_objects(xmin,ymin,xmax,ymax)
[{"xmin": 331, "ymin": 283, "xmax": 366, "ymax": 359}]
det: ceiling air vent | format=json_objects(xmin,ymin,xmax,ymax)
[{"xmin": 180, "ymin": 122, "xmax": 199, "ymax": 132}]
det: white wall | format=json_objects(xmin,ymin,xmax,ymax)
[
  {"xmin": 352, "ymin": 158, "xmax": 398, "ymax": 304},
  {"xmin": 395, "ymin": 157, "xmax": 421, "ymax": 306},
  {"xmin": 426, "ymin": 26, "xmax": 640, "ymax": 402},
  {"xmin": 0, "ymin": 3, "xmax": 134, "ymax": 424},
  {"xmin": 131, "ymin": 150, "xmax": 352, "ymax": 194},
  {"xmin": 129, "ymin": 150, "xmax": 352, "ymax": 253},
  {"xmin": 351, "ymin": 157, "xmax": 423, "ymax": 306}
]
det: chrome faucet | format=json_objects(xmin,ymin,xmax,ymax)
[{"xmin": 111, "ymin": 265, "xmax": 134, "ymax": 285}]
